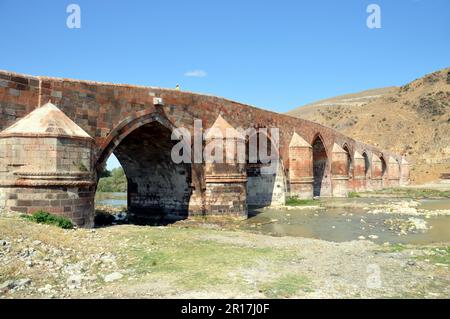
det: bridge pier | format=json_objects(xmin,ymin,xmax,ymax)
[
  {"xmin": 331, "ymin": 144, "xmax": 349, "ymax": 197},
  {"xmin": 203, "ymin": 115, "xmax": 248, "ymax": 218},
  {"xmin": 0, "ymin": 103, "xmax": 95, "ymax": 227},
  {"xmin": 288, "ymin": 133, "xmax": 313, "ymax": 199}
]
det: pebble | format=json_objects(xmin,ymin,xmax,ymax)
[
  {"xmin": 358, "ymin": 236, "xmax": 366, "ymax": 240},
  {"xmin": 104, "ymin": 272, "xmax": 123, "ymax": 282},
  {"xmin": 407, "ymin": 260, "xmax": 416, "ymax": 266},
  {"xmin": 66, "ymin": 275, "xmax": 83, "ymax": 289},
  {"xmin": 368, "ymin": 235, "xmax": 379, "ymax": 239},
  {"xmin": 0, "ymin": 240, "xmax": 10, "ymax": 246}
]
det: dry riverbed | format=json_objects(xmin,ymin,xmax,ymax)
[{"xmin": 0, "ymin": 211, "xmax": 449, "ymax": 299}]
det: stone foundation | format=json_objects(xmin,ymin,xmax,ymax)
[{"xmin": 0, "ymin": 186, "xmax": 95, "ymax": 227}]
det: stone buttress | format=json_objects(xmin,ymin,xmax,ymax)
[
  {"xmin": 0, "ymin": 102, "xmax": 95, "ymax": 227},
  {"xmin": 288, "ymin": 132, "xmax": 313, "ymax": 199}
]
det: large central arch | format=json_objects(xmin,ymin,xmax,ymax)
[{"xmin": 96, "ymin": 113, "xmax": 192, "ymax": 223}]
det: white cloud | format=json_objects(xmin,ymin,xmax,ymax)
[{"xmin": 184, "ymin": 70, "xmax": 207, "ymax": 77}]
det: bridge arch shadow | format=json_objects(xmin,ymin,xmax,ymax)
[
  {"xmin": 311, "ymin": 134, "xmax": 331, "ymax": 197},
  {"xmin": 95, "ymin": 113, "xmax": 192, "ymax": 226},
  {"xmin": 245, "ymin": 129, "xmax": 287, "ymax": 212}
]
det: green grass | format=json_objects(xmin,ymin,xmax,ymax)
[
  {"xmin": 285, "ymin": 198, "xmax": 318, "ymax": 206},
  {"xmin": 362, "ymin": 188, "xmax": 450, "ymax": 199},
  {"xmin": 113, "ymin": 227, "xmax": 301, "ymax": 291},
  {"xmin": 259, "ymin": 274, "xmax": 312, "ymax": 298},
  {"xmin": 416, "ymin": 246, "xmax": 450, "ymax": 266},
  {"xmin": 375, "ymin": 243, "xmax": 407, "ymax": 253},
  {"xmin": 348, "ymin": 191, "xmax": 361, "ymax": 198},
  {"xmin": 22, "ymin": 210, "xmax": 73, "ymax": 229}
]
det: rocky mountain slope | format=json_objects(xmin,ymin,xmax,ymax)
[{"xmin": 287, "ymin": 68, "xmax": 450, "ymax": 184}]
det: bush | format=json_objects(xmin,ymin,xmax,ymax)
[
  {"xmin": 97, "ymin": 167, "xmax": 127, "ymax": 192},
  {"xmin": 23, "ymin": 210, "xmax": 73, "ymax": 229}
]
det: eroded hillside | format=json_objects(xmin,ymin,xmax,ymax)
[{"xmin": 287, "ymin": 68, "xmax": 450, "ymax": 184}]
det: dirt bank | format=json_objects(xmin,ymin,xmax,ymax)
[{"xmin": 0, "ymin": 213, "xmax": 448, "ymax": 299}]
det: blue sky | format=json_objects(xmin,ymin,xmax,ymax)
[{"xmin": 0, "ymin": 0, "xmax": 449, "ymax": 169}]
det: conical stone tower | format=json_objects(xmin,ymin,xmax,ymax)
[{"xmin": 0, "ymin": 102, "xmax": 95, "ymax": 227}]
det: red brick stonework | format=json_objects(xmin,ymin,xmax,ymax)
[{"xmin": 0, "ymin": 70, "xmax": 408, "ymax": 227}]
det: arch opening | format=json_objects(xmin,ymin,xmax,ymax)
[
  {"xmin": 380, "ymin": 156, "xmax": 387, "ymax": 177},
  {"xmin": 342, "ymin": 144, "xmax": 352, "ymax": 177},
  {"xmin": 362, "ymin": 152, "xmax": 370, "ymax": 176},
  {"xmin": 245, "ymin": 131, "xmax": 286, "ymax": 208},
  {"xmin": 312, "ymin": 135, "xmax": 329, "ymax": 197},
  {"xmin": 95, "ymin": 119, "xmax": 192, "ymax": 225}
]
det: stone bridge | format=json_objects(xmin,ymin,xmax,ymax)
[{"xmin": 0, "ymin": 70, "xmax": 409, "ymax": 227}]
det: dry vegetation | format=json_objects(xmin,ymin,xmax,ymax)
[{"xmin": 287, "ymin": 68, "xmax": 450, "ymax": 184}]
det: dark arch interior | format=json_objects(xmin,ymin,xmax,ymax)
[
  {"xmin": 380, "ymin": 156, "xmax": 387, "ymax": 177},
  {"xmin": 343, "ymin": 145, "xmax": 352, "ymax": 176},
  {"xmin": 362, "ymin": 152, "xmax": 370, "ymax": 175},
  {"xmin": 245, "ymin": 132, "xmax": 284, "ymax": 208},
  {"xmin": 110, "ymin": 121, "xmax": 192, "ymax": 224},
  {"xmin": 312, "ymin": 136, "xmax": 328, "ymax": 197}
]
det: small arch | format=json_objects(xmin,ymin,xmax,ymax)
[
  {"xmin": 312, "ymin": 134, "xmax": 329, "ymax": 197},
  {"xmin": 342, "ymin": 143, "xmax": 352, "ymax": 176},
  {"xmin": 245, "ymin": 129, "xmax": 286, "ymax": 208},
  {"xmin": 362, "ymin": 151, "xmax": 370, "ymax": 176},
  {"xmin": 380, "ymin": 155, "xmax": 387, "ymax": 178}
]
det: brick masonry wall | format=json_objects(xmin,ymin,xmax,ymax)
[
  {"xmin": 0, "ymin": 186, "xmax": 95, "ymax": 227},
  {"xmin": 0, "ymin": 70, "xmax": 407, "ymax": 226}
]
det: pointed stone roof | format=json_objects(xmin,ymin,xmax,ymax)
[
  {"xmin": 331, "ymin": 143, "xmax": 346, "ymax": 153},
  {"xmin": 0, "ymin": 102, "xmax": 92, "ymax": 139},
  {"xmin": 289, "ymin": 132, "xmax": 311, "ymax": 148},
  {"xmin": 204, "ymin": 114, "xmax": 243, "ymax": 140},
  {"xmin": 354, "ymin": 150, "xmax": 364, "ymax": 159},
  {"xmin": 372, "ymin": 154, "xmax": 381, "ymax": 162}
]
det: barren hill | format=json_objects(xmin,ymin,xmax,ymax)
[{"xmin": 287, "ymin": 68, "xmax": 450, "ymax": 184}]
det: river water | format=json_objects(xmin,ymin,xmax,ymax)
[
  {"xmin": 96, "ymin": 193, "xmax": 450, "ymax": 245},
  {"xmin": 245, "ymin": 199, "xmax": 450, "ymax": 245}
]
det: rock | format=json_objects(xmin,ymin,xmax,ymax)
[
  {"xmin": 104, "ymin": 272, "xmax": 123, "ymax": 282},
  {"xmin": 407, "ymin": 218, "xmax": 428, "ymax": 231},
  {"xmin": 358, "ymin": 236, "xmax": 366, "ymax": 240},
  {"xmin": 435, "ymin": 263, "xmax": 448, "ymax": 267},
  {"xmin": 0, "ymin": 278, "xmax": 31, "ymax": 293},
  {"xmin": 38, "ymin": 284, "xmax": 53, "ymax": 293},
  {"xmin": 368, "ymin": 235, "xmax": 379, "ymax": 239},
  {"xmin": 32, "ymin": 240, "xmax": 42, "ymax": 246},
  {"xmin": 0, "ymin": 280, "xmax": 16, "ymax": 293},
  {"xmin": 407, "ymin": 260, "xmax": 416, "ymax": 266},
  {"xmin": 0, "ymin": 240, "xmax": 9, "ymax": 246},
  {"xmin": 14, "ymin": 278, "xmax": 32, "ymax": 288},
  {"xmin": 55, "ymin": 257, "xmax": 64, "ymax": 267},
  {"xmin": 66, "ymin": 275, "xmax": 83, "ymax": 289}
]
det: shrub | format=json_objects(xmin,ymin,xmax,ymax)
[
  {"xmin": 97, "ymin": 167, "xmax": 127, "ymax": 192},
  {"xmin": 23, "ymin": 210, "xmax": 73, "ymax": 229},
  {"xmin": 348, "ymin": 191, "xmax": 361, "ymax": 198}
]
